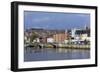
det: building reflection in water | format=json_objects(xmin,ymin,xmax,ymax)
[{"xmin": 24, "ymin": 47, "xmax": 90, "ymax": 62}]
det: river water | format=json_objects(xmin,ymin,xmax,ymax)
[{"xmin": 24, "ymin": 48, "xmax": 90, "ymax": 62}]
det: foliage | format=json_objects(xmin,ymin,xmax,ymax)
[{"xmin": 30, "ymin": 32, "xmax": 38, "ymax": 43}]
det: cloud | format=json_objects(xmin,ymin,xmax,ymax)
[
  {"xmin": 32, "ymin": 17, "xmax": 50, "ymax": 23},
  {"xmin": 76, "ymin": 14, "xmax": 90, "ymax": 17}
]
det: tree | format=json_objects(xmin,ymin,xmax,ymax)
[{"xmin": 30, "ymin": 32, "xmax": 38, "ymax": 43}]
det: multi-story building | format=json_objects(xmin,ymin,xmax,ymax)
[
  {"xmin": 68, "ymin": 26, "xmax": 90, "ymax": 45},
  {"xmin": 53, "ymin": 33, "xmax": 68, "ymax": 43}
]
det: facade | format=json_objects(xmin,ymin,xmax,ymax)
[
  {"xmin": 47, "ymin": 38, "xmax": 54, "ymax": 43},
  {"xmin": 71, "ymin": 28, "xmax": 76, "ymax": 37},
  {"xmin": 53, "ymin": 33, "xmax": 68, "ymax": 43},
  {"xmin": 24, "ymin": 26, "xmax": 90, "ymax": 45},
  {"xmin": 39, "ymin": 37, "xmax": 47, "ymax": 43},
  {"xmin": 68, "ymin": 27, "xmax": 90, "ymax": 45}
]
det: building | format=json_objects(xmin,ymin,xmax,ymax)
[
  {"xmin": 53, "ymin": 33, "xmax": 68, "ymax": 43},
  {"xmin": 68, "ymin": 26, "xmax": 90, "ymax": 45},
  {"xmin": 39, "ymin": 36, "xmax": 47, "ymax": 43},
  {"xmin": 47, "ymin": 37, "xmax": 54, "ymax": 43}
]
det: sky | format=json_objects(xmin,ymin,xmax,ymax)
[{"xmin": 24, "ymin": 11, "xmax": 90, "ymax": 30}]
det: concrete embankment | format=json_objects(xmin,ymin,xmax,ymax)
[{"xmin": 25, "ymin": 43, "xmax": 90, "ymax": 49}]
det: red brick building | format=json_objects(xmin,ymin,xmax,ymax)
[{"xmin": 53, "ymin": 33, "xmax": 68, "ymax": 43}]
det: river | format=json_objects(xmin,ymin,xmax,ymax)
[{"xmin": 24, "ymin": 48, "xmax": 90, "ymax": 62}]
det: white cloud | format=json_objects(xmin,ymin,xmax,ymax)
[
  {"xmin": 32, "ymin": 17, "xmax": 50, "ymax": 23},
  {"xmin": 77, "ymin": 14, "xmax": 90, "ymax": 17}
]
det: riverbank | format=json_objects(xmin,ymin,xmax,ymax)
[
  {"xmin": 44, "ymin": 44, "xmax": 90, "ymax": 49},
  {"xmin": 25, "ymin": 43, "xmax": 90, "ymax": 49}
]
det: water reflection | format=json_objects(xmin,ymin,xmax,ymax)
[{"xmin": 24, "ymin": 48, "xmax": 90, "ymax": 62}]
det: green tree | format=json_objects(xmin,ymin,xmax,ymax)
[{"xmin": 30, "ymin": 32, "xmax": 38, "ymax": 43}]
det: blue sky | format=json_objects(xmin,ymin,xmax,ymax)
[{"xmin": 24, "ymin": 11, "xmax": 90, "ymax": 30}]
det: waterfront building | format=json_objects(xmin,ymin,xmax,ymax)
[
  {"xmin": 39, "ymin": 36, "xmax": 47, "ymax": 43},
  {"xmin": 53, "ymin": 33, "xmax": 68, "ymax": 43},
  {"xmin": 47, "ymin": 37, "xmax": 54, "ymax": 43},
  {"xmin": 69, "ymin": 26, "xmax": 90, "ymax": 45}
]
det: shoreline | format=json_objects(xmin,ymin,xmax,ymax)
[{"xmin": 25, "ymin": 43, "xmax": 90, "ymax": 49}]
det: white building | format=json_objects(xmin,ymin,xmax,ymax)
[
  {"xmin": 32, "ymin": 38, "xmax": 40, "ymax": 43},
  {"xmin": 24, "ymin": 36, "xmax": 30, "ymax": 43},
  {"xmin": 69, "ymin": 27, "xmax": 90, "ymax": 44},
  {"xmin": 64, "ymin": 40, "xmax": 69, "ymax": 43},
  {"xmin": 71, "ymin": 28, "xmax": 76, "ymax": 37},
  {"xmin": 47, "ymin": 38, "xmax": 54, "ymax": 43}
]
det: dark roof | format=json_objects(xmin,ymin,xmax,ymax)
[{"xmin": 75, "ymin": 29, "xmax": 90, "ymax": 36}]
